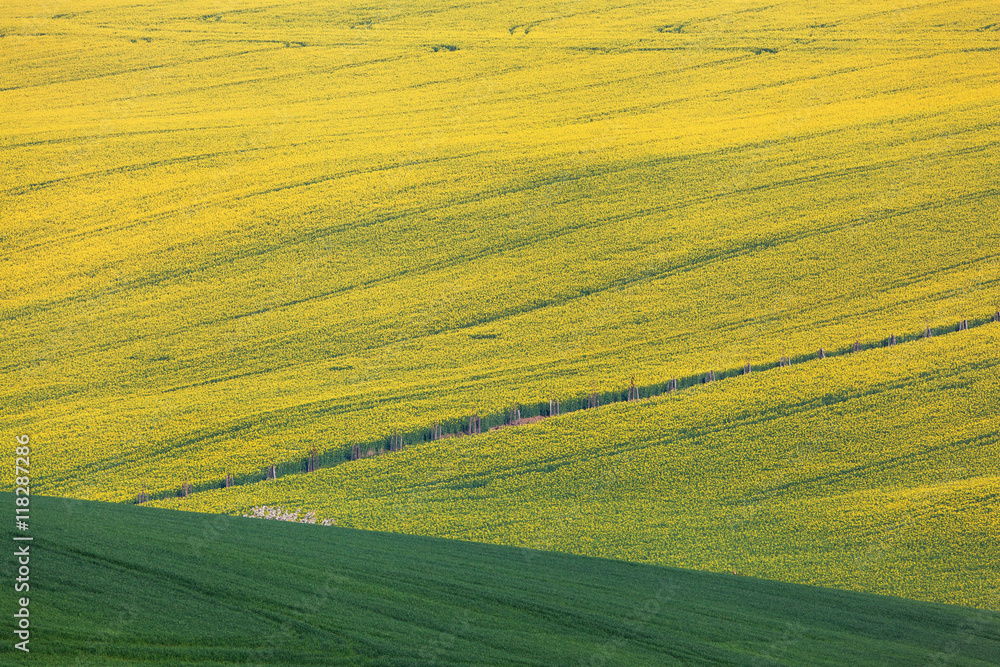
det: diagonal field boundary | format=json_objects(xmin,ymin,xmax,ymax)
[{"xmin": 136, "ymin": 312, "xmax": 999, "ymax": 504}]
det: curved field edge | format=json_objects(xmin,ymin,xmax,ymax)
[
  {"xmin": 150, "ymin": 326, "xmax": 1000, "ymax": 610},
  {"xmin": 4, "ymin": 494, "xmax": 1000, "ymax": 666}
]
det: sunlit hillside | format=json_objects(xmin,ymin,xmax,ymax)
[
  {"xmin": 2, "ymin": 0, "xmax": 998, "ymax": 509},
  {"xmin": 151, "ymin": 324, "xmax": 1000, "ymax": 610},
  {"xmin": 7, "ymin": 494, "xmax": 1000, "ymax": 665}
]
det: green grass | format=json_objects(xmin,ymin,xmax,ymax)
[
  {"xmin": 3, "ymin": 493, "xmax": 999, "ymax": 665},
  {"xmin": 151, "ymin": 325, "xmax": 1000, "ymax": 611}
]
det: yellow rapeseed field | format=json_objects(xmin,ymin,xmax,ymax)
[{"xmin": 152, "ymin": 326, "xmax": 1000, "ymax": 610}]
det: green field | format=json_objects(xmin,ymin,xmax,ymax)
[{"xmin": 3, "ymin": 493, "xmax": 999, "ymax": 665}]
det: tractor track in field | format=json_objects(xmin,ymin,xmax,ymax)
[
  {"xmin": 0, "ymin": 45, "xmax": 288, "ymax": 93},
  {"xmin": 3, "ymin": 183, "xmax": 996, "ymax": 417},
  {"xmin": 745, "ymin": 429, "xmax": 1000, "ymax": 505},
  {"xmin": 5, "ymin": 142, "xmax": 995, "ymax": 379},
  {"xmin": 0, "ymin": 124, "xmax": 248, "ymax": 150},
  {"xmin": 0, "ymin": 141, "xmax": 311, "ymax": 198}
]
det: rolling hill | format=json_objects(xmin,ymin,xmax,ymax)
[
  {"xmin": 3, "ymin": 493, "xmax": 999, "ymax": 665},
  {"xmin": 2, "ymin": 0, "xmax": 999, "ymax": 654},
  {"xmin": 149, "ymin": 323, "xmax": 1000, "ymax": 611}
]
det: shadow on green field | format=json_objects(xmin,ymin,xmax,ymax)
[{"xmin": 3, "ymin": 494, "xmax": 998, "ymax": 665}]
